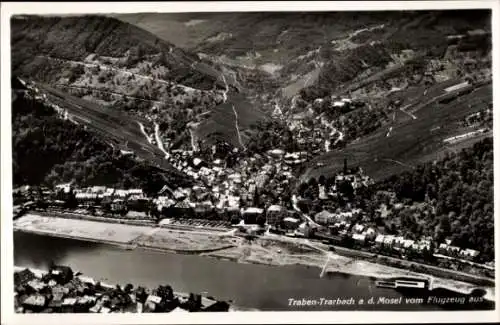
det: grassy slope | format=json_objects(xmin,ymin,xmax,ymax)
[
  {"xmin": 194, "ymin": 92, "xmax": 270, "ymax": 148},
  {"xmin": 303, "ymin": 83, "xmax": 492, "ymax": 181}
]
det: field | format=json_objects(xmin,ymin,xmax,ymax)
[
  {"xmin": 303, "ymin": 83, "xmax": 492, "ymax": 181},
  {"xmin": 194, "ymin": 91, "xmax": 269, "ymax": 148}
]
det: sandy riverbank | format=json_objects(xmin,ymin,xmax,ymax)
[
  {"xmin": 14, "ymin": 214, "xmax": 237, "ymax": 253},
  {"xmin": 14, "ymin": 214, "xmax": 495, "ymax": 302}
]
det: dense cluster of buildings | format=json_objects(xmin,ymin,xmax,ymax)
[
  {"xmin": 14, "ymin": 265, "xmax": 229, "ymax": 313},
  {"xmin": 287, "ymin": 97, "xmax": 355, "ymax": 153}
]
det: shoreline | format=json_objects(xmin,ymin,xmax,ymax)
[
  {"xmin": 14, "ymin": 227, "xmax": 495, "ymax": 303},
  {"xmin": 13, "ymin": 212, "xmax": 495, "ymax": 301}
]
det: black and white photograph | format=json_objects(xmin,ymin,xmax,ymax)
[{"xmin": 1, "ymin": 1, "xmax": 499, "ymax": 323}]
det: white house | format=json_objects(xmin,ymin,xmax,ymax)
[{"xmin": 352, "ymin": 233, "xmax": 366, "ymax": 244}]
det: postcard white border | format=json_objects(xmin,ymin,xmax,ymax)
[{"xmin": 1, "ymin": 1, "xmax": 499, "ymax": 324}]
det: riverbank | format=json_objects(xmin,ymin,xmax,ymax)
[
  {"xmin": 14, "ymin": 214, "xmax": 238, "ymax": 253},
  {"xmin": 14, "ymin": 213, "xmax": 495, "ymax": 302},
  {"xmin": 205, "ymin": 238, "xmax": 496, "ymax": 302}
]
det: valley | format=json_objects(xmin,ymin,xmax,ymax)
[{"xmin": 10, "ymin": 10, "xmax": 495, "ymax": 312}]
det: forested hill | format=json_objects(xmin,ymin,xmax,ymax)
[
  {"xmin": 12, "ymin": 90, "xmax": 192, "ymax": 194},
  {"xmin": 11, "ymin": 15, "xmax": 219, "ymax": 90},
  {"xmin": 374, "ymin": 138, "xmax": 494, "ymax": 260}
]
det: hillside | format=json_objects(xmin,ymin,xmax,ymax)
[
  {"xmin": 11, "ymin": 11, "xmax": 493, "ymax": 185},
  {"xmin": 11, "ymin": 15, "xmax": 271, "ymax": 151},
  {"xmin": 119, "ymin": 11, "xmax": 492, "ymax": 155},
  {"xmin": 11, "ymin": 15, "xmax": 220, "ymax": 90},
  {"xmin": 302, "ymin": 82, "xmax": 492, "ymax": 182},
  {"xmin": 11, "ymin": 84, "xmax": 192, "ymax": 193}
]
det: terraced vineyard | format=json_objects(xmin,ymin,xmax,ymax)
[{"xmin": 303, "ymin": 82, "xmax": 492, "ymax": 182}]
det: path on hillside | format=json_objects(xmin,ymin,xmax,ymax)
[
  {"xmin": 291, "ymin": 195, "xmax": 320, "ymax": 228},
  {"xmin": 154, "ymin": 122, "xmax": 170, "ymax": 159},
  {"xmin": 231, "ymin": 105, "xmax": 246, "ymax": 150},
  {"xmin": 137, "ymin": 122, "xmax": 153, "ymax": 144},
  {"xmin": 320, "ymin": 116, "xmax": 345, "ymax": 149},
  {"xmin": 40, "ymin": 55, "xmax": 200, "ymax": 93},
  {"xmin": 382, "ymin": 158, "xmax": 415, "ymax": 169},
  {"xmin": 40, "ymin": 55, "xmax": 170, "ymax": 85},
  {"xmin": 221, "ymin": 74, "xmax": 229, "ymax": 103},
  {"xmin": 53, "ymin": 84, "xmax": 165, "ymax": 104},
  {"xmin": 189, "ymin": 128, "xmax": 198, "ymax": 152},
  {"xmin": 400, "ymin": 105, "xmax": 418, "ymax": 120}
]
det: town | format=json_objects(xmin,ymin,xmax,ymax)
[
  {"xmin": 13, "ymin": 147, "xmax": 495, "ymax": 284},
  {"xmin": 9, "ymin": 10, "xmax": 495, "ymax": 315},
  {"xmin": 14, "ymin": 264, "xmax": 231, "ymax": 313}
]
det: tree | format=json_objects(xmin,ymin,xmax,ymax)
[
  {"xmin": 256, "ymin": 214, "xmax": 266, "ymax": 227},
  {"xmin": 64, "ymin": 189, "xmax": 78, "ymax": 209},
  {"xmin": 338, "ymin": 180, "xmax": 354, "ymax": 201},
  {"xmin": 124, "ymin": 283, "xmax": 134, "ymax": 294}
]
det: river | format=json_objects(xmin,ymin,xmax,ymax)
[{"xmin": 14, "ymin": 232, "xmax": 493, "ymax": 311}]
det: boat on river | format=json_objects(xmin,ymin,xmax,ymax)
[{"xmin": 375, "ymin": 277, "xmax": 428, "ymax": 289}]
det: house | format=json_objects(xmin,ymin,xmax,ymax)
[
  {"xmin": 402, "ymin": 239, "xmax": 415, "ymax": 250},
  {"xmin": 283, "ymin": 217, "xmax": 300, "ymax": 230},
  {"xmin": 352, "ymin": 224, "xmax": 365, "ymax": 233},
  {"xmin": 22, "ymin": 294, "xmax": 46, "ymax": 311},
  {"xmin": 295, "ymin": 222, "xmax": 313, "ymax": 238},
  {"xmin": 48, "ymin": 293, "xmax": 64, "ymax": 309},
  {"xmin": 26, "ymin": 279, "xmax": 47, "ymax": 292},
  {"xmin": 192, "ymin": 158, "xmax": 208, "ymax": 169},
  {"xmin": 111, "ymin": 199, "xmax": 127, "ymax": 213},
  {"xmin": 318, "ymin": 185, "xmax": 328, "ymax": 200},
  {"xmin": 55, "ymin": 183, "xmax": 72, "ymax": 194},
  {"xmin": 90, "ymin": 186, "xmax": 107, "ymax": 194},
  {"xmin": 383, "ymin": 235, "xmax": 395, "ymax": 248},
  {"xmin": 225, "ymin": 206, "xmax": 241, "ymax": 224},
  {"xmin": 62, "ymin": 297, "xmax": 78, "ymax": 309},
  {"xmin": 266, "ymin": 205, "xmax": 285, "ymax": 227},
  {"xmin": 314, "ymin": 210, "xmax": 335, "ymax": 225},
  {"xmin": 362, "ymin": 228, "xmax": 377, "ymax": 241},
  {"xmin": 461, "ymin": 248, "xmax": 480, "ymax": 260},
  {"xmin": 89, "ymin": 304, "xmax": 102, "ymax": 313},
  {"xmin": 173, "ymin": 188, "xmax": 187, "ymax": 201},
  {"xmin": 49, "ymin": 265, "xmax": 73, "ymax": 284},
  {"xmin": 75, "ymin": 193, "xmax": 99, "ymax": 201},
  {"xmin": 267, "ymin": 149, "xmax": 285, "ymax": 158},
  {"xmin": 125, "ymin": 211, "xmax": 148, "ymax": 219},
  {"xmin": 14, "ymin": 269, "xmax": 36, "ymax": 286},
  {"xmin": 114, "ymin": 189, "xmax": 129, "ymax": 198},
  {"xmin": 202, "ymin": 300, "xmax": 230, "ymax": 312},
  {"xmin": 375, "ymin": 235, "xmax": 385, "ymax": 247},
  {"xmin": 352, "ymin": 233, "xmax": 366, "ymax": 245},
  {"xmin": 393, "ymin": 236, "xmax": 405, "ymax": 248},
  {"xmin": 241, "ymin": 207, "xmax": 264, "ymax": 224}
]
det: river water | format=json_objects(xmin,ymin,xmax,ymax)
[{"xmin": 14, "ymin": 232, "xmax": 493, "ymax": 311}]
